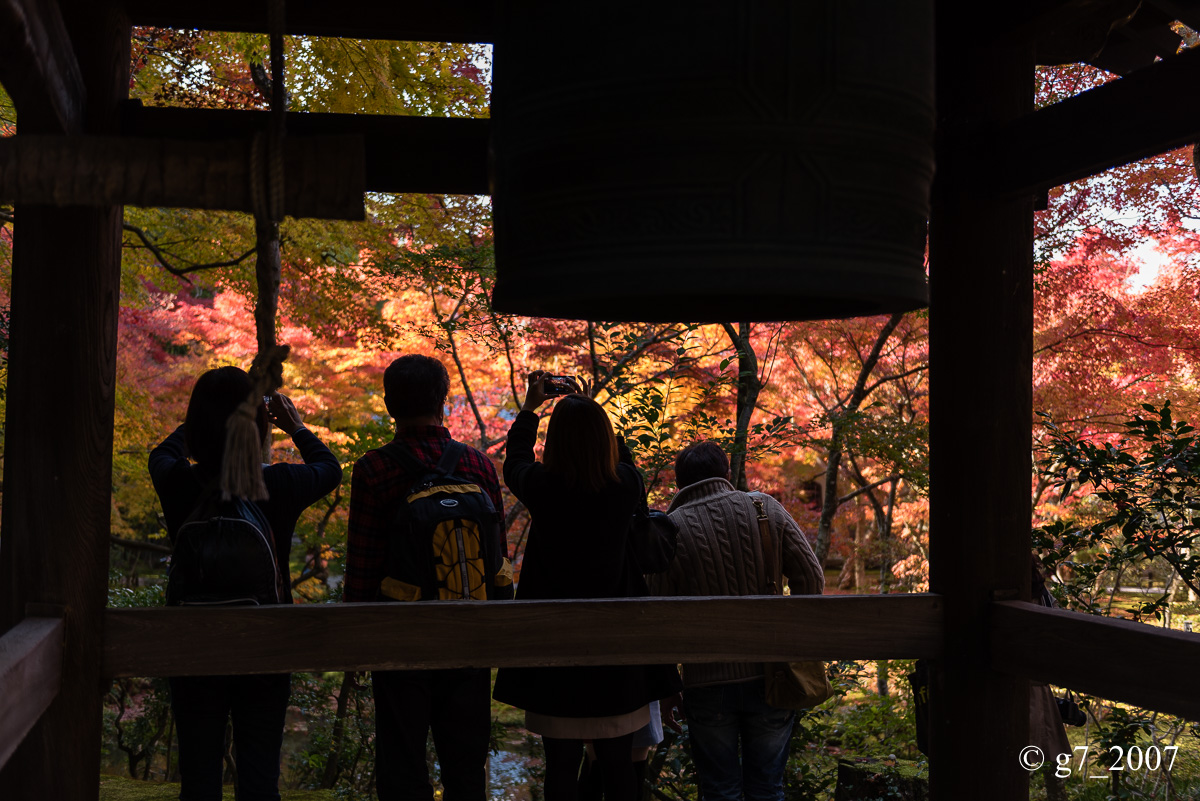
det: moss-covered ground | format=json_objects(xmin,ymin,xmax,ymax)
[{"xmin": 98, "ymin": 775, "xmax": 337, "ymax": 801}]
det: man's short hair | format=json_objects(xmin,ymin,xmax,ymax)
[
  {"xmin": 675, "ymin": 441, "xmax": 730, "ymax": 487},
  {"xmin": 383, "ymin": 355, "xmax": 450, "ymax": 419}
]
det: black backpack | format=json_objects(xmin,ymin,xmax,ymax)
[
  {"xmin": 166, "ymin": 490, "xmax": 283, "ymax": 607},
  {"xmin": 377, "ymin": 440, "xmax": 512, "ymax": 602}
]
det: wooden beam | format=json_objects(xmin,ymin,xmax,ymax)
[
  {"xmin": 102, "ymin": 594, "xmax": 944, "ymax": 678},
  {"xmin": 985, "ymin": 44, "xmax": 1200, "ymax": 197},
  {"xmin": 0, "ymin": 3, "xmax": 127, "ymax": 798},
  {"xmin": 0, "ymin": 134, "xmax": 366, "ymax": 219},
  {"xmin": 991, "ymin": 601, "xmax": 1200, "ymax": 720},
  {"xmin": 123, "ymin": 0, "xmax": 494, "ymax": 43},
  {"xmin": 121, "ymin": 102, "xmax": 491, "ymax": 197},
  {"xmin": 929, "ymin": 3, "xmax": 1034, "ymax": 799},
  {"xmin": 0, "ymin": 0, "xmax": 85, "ymax": 133},
  {"xmin": 0, "ymin": 617, "xmax": 63, "ymax": 771}
]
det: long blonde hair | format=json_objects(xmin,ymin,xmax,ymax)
[{"xmin": 542, "ymin": 395, "xmax": 620, "ymax": 493}]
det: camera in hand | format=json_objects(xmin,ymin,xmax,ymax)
[{"xmin": 543, "ymin": 374, "xmax": 580, "ymax": 397}]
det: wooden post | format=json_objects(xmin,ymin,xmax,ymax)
[
  {"xmin": 927, "ymin": 4, "xmax": 1034, "ymax": 799},
  {"xmin": 0, "ymin": 1, "xmax": 129, "ymax": 798}
]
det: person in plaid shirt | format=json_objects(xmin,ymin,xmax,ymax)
[{"xmin": 344, "ymin": 354, "xmax": 506, "ymax": 801}]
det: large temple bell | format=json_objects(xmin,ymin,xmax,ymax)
[{"xmin": 490, "ymin": 1, "xmax": 935, "ymax": 322}]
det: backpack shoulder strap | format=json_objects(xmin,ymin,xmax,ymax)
[
  {"xmin": 377, "ymin": 440, "xmax": 428, "ymax": 477},
  {"xmin": 435, "ymin": 440, "xmax": 467, "ymax": 476},
  {"xmin": 180, "ymin": 479, "xmax": 222, "ymax": 527}
]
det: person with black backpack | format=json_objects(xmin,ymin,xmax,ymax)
[
  {"xmin": 149, "ymin": 366, "xmax": 342, "ymax": 801},
  {"xmin": 343, "ymin": 354, "xmax": 513, "ymax": 801}
]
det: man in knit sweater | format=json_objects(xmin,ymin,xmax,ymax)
[{"xmin": 648, "ymin": 441, "xmax": 824, "ymax": 801}]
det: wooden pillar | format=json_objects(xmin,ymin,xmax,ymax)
[
  {"xmin": 927, "ymin": 4, "xmax": 1034, "ymax": 799},
  {"xmin": 0, "ymin": 2, "xmax": 129, "ymax": 797}
]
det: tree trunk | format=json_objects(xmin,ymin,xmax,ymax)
[
  {"xmin": 879, "ymin": 478, "xmax": 899, "ymax": 592},
  {"xmin": 854, "ymin": 514, "xmax": 868, "ymax": 592},
  {"xmin": 813, "ymin": 313, "xmax": 903, "ymax": 567},
  {"xmin": 837, "ymin": 554, "xmax": 856, "ymax": 591},
  {"xmin": 320, "ymin": 672, "xmax": 357, "ymax": 789},
  {"xmin": 721, "ymin": 322, "xmax": 762, "ymax": 491}
]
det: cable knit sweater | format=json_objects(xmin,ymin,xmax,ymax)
[{"xmin": 647, "ymin": 477, "xmax": 825, "ymax": 688}]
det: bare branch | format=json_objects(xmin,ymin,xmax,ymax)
[
  {"xmin": 595, "ymin": 324, "xmax": 687, "ymax": 395},
  {"xmin": 123, "ymin": 221, "xmax": 255, "ymax": 281},
  {"xmin": 862, "ymin": 363, "xmax": 929, "ymax": 397},
  {"xmin": 428, "ymin": 275, "xmax": 500, "ymax": 449},
  {"xmin": 500, "ymin": 326, "xmax": 522, "ymax": 411},
  {"xmin": 7, "ymin": 211, "xmax": 255, "ymax": 280},
  {"xmin": 110, "ymin": 536, "xmax": 173, "ymax": 555},
  {"xmin": 838, "ymin": 473, "xmax": 901, "ymax": 505}
]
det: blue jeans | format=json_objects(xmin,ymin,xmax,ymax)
[{"xmin": 683, "ymin": 679, "xmax": 794, "ymax": 801}]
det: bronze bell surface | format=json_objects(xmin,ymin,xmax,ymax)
[{"xmin": 490, "ymin": 0, "xmax": 934, "ymax": 322}]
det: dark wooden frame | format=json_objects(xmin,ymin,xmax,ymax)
[
  {"xmin": 1, "ymin": 1, "xmax": 1200, "ymax": 798},
  {"xmin": 0, "ymin": 2, "xmax": 129, "ymax": 797},
  {"xmin": 927, "ymin": 3, "xmax": 1037, "ymax": 795}
]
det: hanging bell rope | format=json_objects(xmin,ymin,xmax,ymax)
[
  {"xmin": 252, "ymin": 0, "xmax": 287, "ymax": 355},
  {"xmin": 223, "ymin": 0, "xmax": 289, "ymax": 501}
]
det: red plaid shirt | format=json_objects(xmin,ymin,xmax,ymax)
[{"xmin": 343, "ymin": 426, "xmax": 504, "ymax": 603}]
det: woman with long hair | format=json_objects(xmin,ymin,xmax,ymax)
[
  {"xmin": 493, "ymin": 371, "xmax": 681, "ymax": 801},
  {"xmin": 149, "ymin": 366, "xmax": 342, "ymax": 801}
]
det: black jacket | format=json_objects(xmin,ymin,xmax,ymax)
[
  {"xmin": 492, "ymin": 410, "xmax": 680, "ymax": 717},
  {"xmin": 149, "ymin": 424, "xmax": 342, "ymax": 603}
]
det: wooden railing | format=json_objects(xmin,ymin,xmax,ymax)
[
  {"xmin": 990, "ymin": 601, "xmax": 1200, "ymax": 720},
  {"xmin": 0, "ymin": 615, "xmax": 64, "ymax": 768},
  {"xmin": 4, "ymin": 593, "xmax": 1199, "ymax": 775},
  {"xmin": 102, "ymin": 594, "xmax": 944, "ymax": 676}
]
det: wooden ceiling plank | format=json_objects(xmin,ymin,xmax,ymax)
[
  {"xmin": 0, "ymin": 0, "xmax": 86, "ymax": 133},
  {"xmin": 979, "ymin": 44, "xmax": 1200, "ymax": 196},
  {"xmin": 123, "ymin": 0, "xmax": 494, "ymax": 44},
  {"xmin": 120, "ymin": 102, "xmax": 491, "ymax": 196},
  {"xmin": 0, "ymin": 134, "xmax": 366, "ymax": 219}
]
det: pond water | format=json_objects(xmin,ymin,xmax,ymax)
[
  {"xmin": 488, "ymin": 748, "xmax": 538, "ymax": 799},
  {"xmin": 488, "ymin": 732, "xmax": 543, "ymax": 798}
]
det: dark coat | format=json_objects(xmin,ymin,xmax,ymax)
[
  {"xmin": 149, "ymin": 425, "xmax": 342, "ymax": 603},
  {"xmin": 492, "ymin": 410, "xmax": 681, "ymax": 718}
]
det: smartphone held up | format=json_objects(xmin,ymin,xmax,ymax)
[{"xmin": 543, "ymin": 374, "xmax": 581, "ymax": 397}]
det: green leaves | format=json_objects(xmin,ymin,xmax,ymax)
[
  {"xmin": 818, "ymin": 406, "xmax": 929, "ymax": 495},
  {"xmin": 1035, "ymin": 401, "xmax": 1200, "ymax": 618}
]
